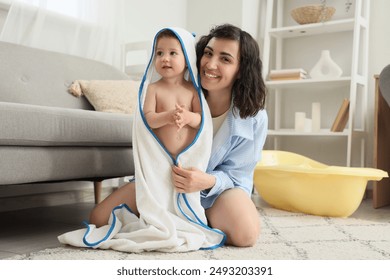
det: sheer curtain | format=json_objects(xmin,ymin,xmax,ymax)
[{"xmin": 0, "ymin": 0, "xmax": 126, "ymax": 69}]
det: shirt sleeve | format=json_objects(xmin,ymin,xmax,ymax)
[{"xmin": 205, "ymin": 110, "xmax": 268, "ymax": 198}]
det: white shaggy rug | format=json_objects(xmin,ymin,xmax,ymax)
[{"xmin": 7, "ymin": 196, "xmax": 390, "ymax": 260}]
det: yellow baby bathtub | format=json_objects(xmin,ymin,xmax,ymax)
[{"xmin": 254, "ymin": 150, "xmax": 388, "ymax": 217}]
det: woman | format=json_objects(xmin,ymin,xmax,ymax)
[{"xmin": 89, "ymin": 24, "xmax": 268, "ymax": 247}]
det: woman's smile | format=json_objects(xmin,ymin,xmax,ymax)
[{"xmin": 203, "ymin": 71, "xmax": 219, "ymax": 79}]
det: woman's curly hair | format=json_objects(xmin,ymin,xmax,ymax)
[{"xmin": 196, "ymin": 24, "xmax": 266, "ymax": 119}]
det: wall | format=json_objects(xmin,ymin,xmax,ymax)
[
  {"xmin": 187, "ymin": 0, "xmax": 261, "ymax": 40},
  {"xmin": 123, "ymin": 0, "xmax": 187, "ymax": 43},
  {"xmin": 241, "ymin": 0, "xmax": 261, "ymax": 39},
  {"xmin": 187, "ymin": 0, "xmax": 243, "ymax": 39}
]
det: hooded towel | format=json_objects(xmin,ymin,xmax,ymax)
[{"xmin": 58, "ymin": 27, "xmax": 225, "ymax": 252}]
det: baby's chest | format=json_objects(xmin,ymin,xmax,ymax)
[{"xmin": 157, "ymin": 91, "xmax": 193, "ymax": 109}]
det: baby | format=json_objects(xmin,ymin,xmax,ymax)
[{"xmin": 143, "ymin": 29, "xmax": 201, "ymax": 159}]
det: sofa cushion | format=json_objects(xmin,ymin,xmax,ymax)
[
  {"xmin": 68, "ymin": 80, "xmax": 140, "ymax": 114},
  {"xmin": 0, "ymin": 41, "xmax": 130, "ymax": 110},
  {"xmin": 0, "ymin": 102, "xmax": 132, "ymax": 147}
]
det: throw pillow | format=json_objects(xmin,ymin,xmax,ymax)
[{"xmin": 68, "ymin": 80, "xmax": 140, "ymax": 114}]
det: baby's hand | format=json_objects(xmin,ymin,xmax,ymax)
[
  {"xmin": 174, "ymin": 104, "xmax": 188, "ymax": 130},
  {"xmin": 166, "ymin": 107, "xmax": 179, "ymax": 126}
]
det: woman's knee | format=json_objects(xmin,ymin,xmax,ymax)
[
  {"xmin": 89, "ymin": 204, "xmax": 108, "ymax": 227},
  {"xmin": 229, "ymin": 223, "xmax": 260, "ymax": 247},
  {"xmin": 89, "ymin": 182, "xmax": 137, "ymax": 227},
  {"xmin": 206, "ymin": 188, "xmax": 260, "ymax": 247}
]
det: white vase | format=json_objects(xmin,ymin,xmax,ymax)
[{"xmin": 309, "ymin": 50, "xmax": 343, "ymax": 79}]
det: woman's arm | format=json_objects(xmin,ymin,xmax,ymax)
[
  {"xmin": 172, "ymin": 110, "xmax": 268, "ymax": 197},
  {"xmin": 206, "ymin": 111, "xmax": 268, "ymax": 197},
  {"xmin": 171, "ymin": 138, "xmax": 257, "ymax": 195}
]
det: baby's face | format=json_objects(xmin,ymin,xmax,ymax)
[{"xmin": 155, "ymin": 37, "xmax": 186, "ymax": 78}]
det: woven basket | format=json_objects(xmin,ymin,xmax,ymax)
[{"xmin": 290, "ymin": 5, "xmax": 336, "ymax": 25}]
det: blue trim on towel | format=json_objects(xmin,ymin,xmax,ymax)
[
  {"xmin": 168, "ymin": 28, "xmax": 204, "ymax": 164},
  {"xmin": 165, "ymin": 29, "xmax": 223, "ymax": 249},
  {"xmin": 138, "ymin": 31, "xmax": 176, "ymax": 163},
  {"xmin": 82, "ymin": 204, "xmax": 134, "ymax": 247},
  {"xmin": 138, "ymin": 27, "xmax": 223, "ymax": 250},
  {"xmin": 169, "ymin": 29, "xmax": 200, "ymax": 92},
  {"xmin": 177, "ymin": 193, "xmax": 226, "ymax": 250},
  {"xmin": 138, "ymin": 28, "xmax": 205, "ymax": 165}
]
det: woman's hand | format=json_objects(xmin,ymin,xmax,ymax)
[{"xmin": 171, "ymin": 164, "xmax": 216, "ymax": 193}]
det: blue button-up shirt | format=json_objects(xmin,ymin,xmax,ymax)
[{"xmin": 201, "ymin": 109, "xmax": 268, "ymax": 209}]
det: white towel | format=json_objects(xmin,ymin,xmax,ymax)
[{"xmin": 58, "ymin": 27, "xmax": 225, "ymax": 252}]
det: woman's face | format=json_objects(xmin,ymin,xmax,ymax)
[{"xmin": 199, "ymin": 37, "xmax": 240, "ymax": 94}]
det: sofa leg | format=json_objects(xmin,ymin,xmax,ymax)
[{"xmin": 93, "ymin": 181, "xmax": 102, "ymax": 204}]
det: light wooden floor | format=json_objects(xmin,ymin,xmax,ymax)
[{"xmin": 1, "ymin": 198, "xmax": 389, "ymax": 260}]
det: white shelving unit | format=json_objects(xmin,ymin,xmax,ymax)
[{"xmin": 262, "ymin": 0, "xmax": 370, "ymax": 167}]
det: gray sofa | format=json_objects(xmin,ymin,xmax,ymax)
[{"xmin": 0, "ymin": 41, "xmax": 135, "ymax": 203}]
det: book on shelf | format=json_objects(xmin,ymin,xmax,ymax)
[
  {"xmin": 268, "ymin": 68, "xmax": 307, "ymax": 80},
  {"xmin": 269, "ymin": 74, "xmax": 307, "ymax": 80},
  {"xmin": 269, "ymin": 68, "xmax": 307, "ymax": 75},
  {"xmin": 331, "ymin": 98, "xmax": 350, "ymax": 132}
]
